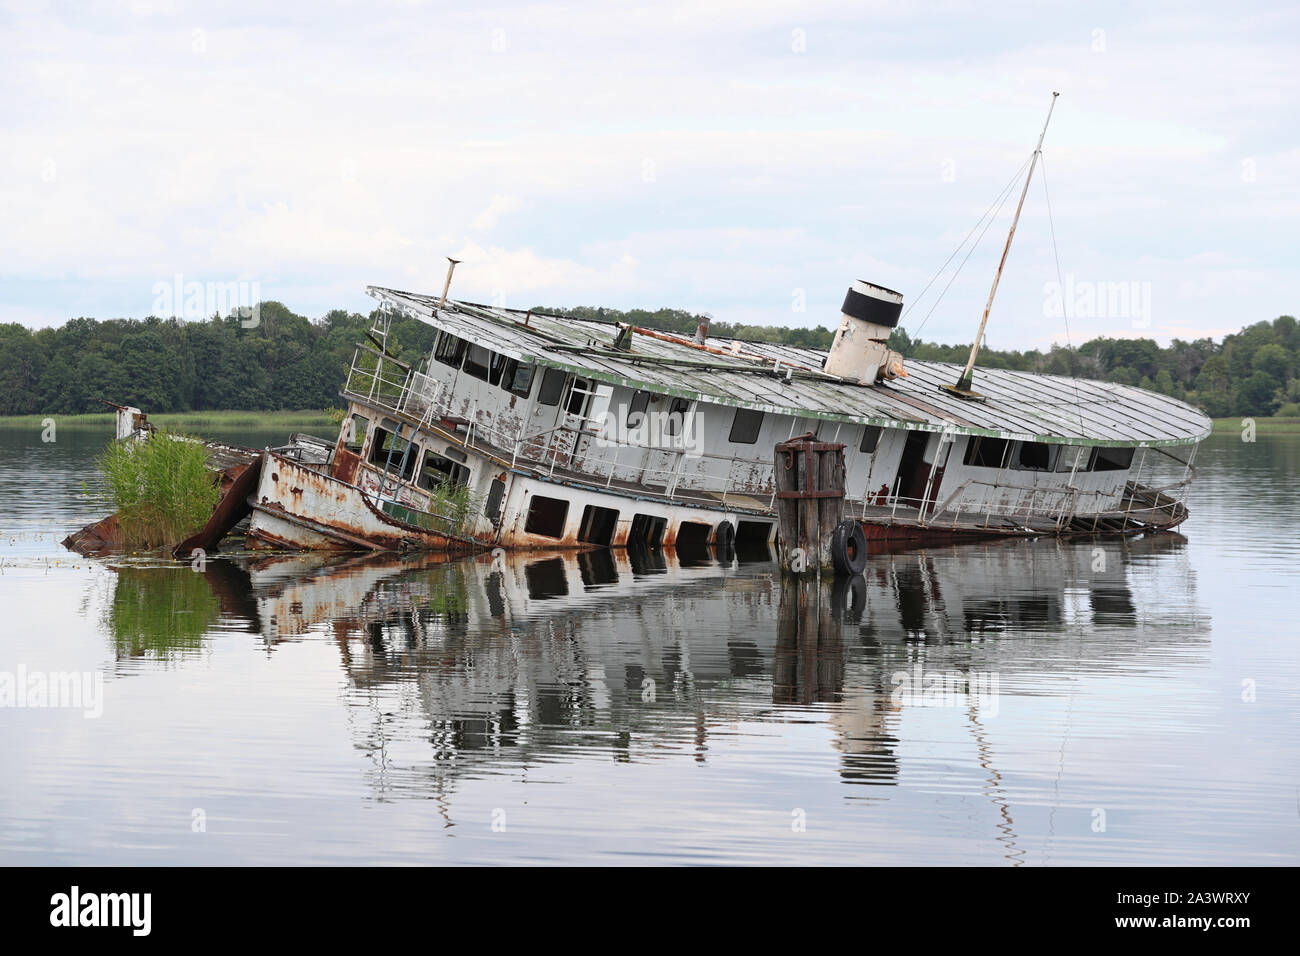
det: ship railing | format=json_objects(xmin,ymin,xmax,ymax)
[
  {"xmin": 845, "ymin": 470, "xmax": 1196, "ymax": 532},
  {"xmin": 344, "ymin": 351, "xmax": 779, "ymax": 508},
  {"xmin": 501, "ymin": 420, "xmax": 776, "ymax": 508},
  {"xmin": 345, "ymin": 351, "xmax": 1199, "ymax": 528}
]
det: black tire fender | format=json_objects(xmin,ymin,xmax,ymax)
[
  {"xmin": 713, "ymin": 520, "xmax": 736, "ymax": 553},
  {"xmin": 830, "ymin": 519, "xmax": 868, "ymax": 576}
]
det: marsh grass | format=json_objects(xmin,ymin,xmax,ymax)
[
  {"xmin": 427, "ymin": 481, "xmax": 484, "ymax": 536},
  {"xmin": 379, "ymin": 481, "xmax": 484, "ymax": 537},
  {"xmin": 98, "ymin": 431, "xmax": 222, "ymax": 549}
]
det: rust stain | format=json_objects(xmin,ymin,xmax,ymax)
[{"xmin": 332, "ymin": 448, "xmax": 362, "ymax": 484}]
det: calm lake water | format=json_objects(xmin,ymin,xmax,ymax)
[{"xmin": 0, "ymin": 424, "xmax": 1296, "ymax": 865}]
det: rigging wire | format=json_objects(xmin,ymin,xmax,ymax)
[
  {"xmin": 910, "ymin": 153, "xmax": 1032, "ymax": 340},
  {"xmin": 901, "ymin": 154, "xmax": 1033, "ymax": 339},
  {"xmin": 904, "ymin": 153, "xmax": 1034, "ymax": 340},
  {"xmin": 1039, "ymin": 155, "xmax": 1088, "ymax": 435}
]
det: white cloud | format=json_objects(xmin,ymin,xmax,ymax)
[
  {"xmin": 470, "ymin": 194, "xmax": 524, "ymax": 232},
  {"xmin": 0, "ymin": 0, "xmax": 1296, "ymax": 342}
]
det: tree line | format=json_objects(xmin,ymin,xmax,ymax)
[{"xmin": 1, "ymin": 302, "xmax": 1296, "ymax": 418}]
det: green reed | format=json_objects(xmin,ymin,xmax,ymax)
[{"xmin": 98, "ymin": 431, "xmax": 222, "ymax": 549}]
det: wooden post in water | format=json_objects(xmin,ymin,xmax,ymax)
[{"xmin": 774, "ymin": 432, "xmax": 846, "ymax": 575}]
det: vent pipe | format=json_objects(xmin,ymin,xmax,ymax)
[{"xmin": 694, "ymin": 312, "xmax": 712, "ymax": 345}]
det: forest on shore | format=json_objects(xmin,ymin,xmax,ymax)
[{"xmin": 0, "ymin": 302, "xmax": 1296, "ymax": 419}]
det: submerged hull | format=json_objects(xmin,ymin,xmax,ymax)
[
  {"xmin": 246, "ymin": 438, "xmax": 1189, "ymax": 557},
  {"xmin": 246, "ymin": 453, "xmax": 480, "ymax": 554}
]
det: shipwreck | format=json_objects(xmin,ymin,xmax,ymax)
[{"xmin": 66, "ymin": 274, "xmax": 1209, "ymax": 560}]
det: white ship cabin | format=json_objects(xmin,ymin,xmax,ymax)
[{"xmin": 323, "ymin": 281, "xmax": 1211, "ymax": 548}]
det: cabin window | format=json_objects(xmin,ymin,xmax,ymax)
[
  {"xmin": 1055, "ymin": 446, "xmax": 1085, "ymax": 472},
  {"xmin": 859, "ymin": 425, "xmax": 882, "ymax": 454},
  {"xmin": 629, "ymin": 513, "xmax": 666, "ymax": 548},
  {"xmin": 578, "ymin": 505, "xmax": 620, "ymax": 546},
  {"xmin": 729, "ymin": 408, "xmax": 763, "ymax": 445},
  {"xmin": 1013, "ymin": 441, "xmax": 1052, "ymax": 471},
  {"xmin": 676, "ymin": 522, "xmax": 712, "ymax": 547},
  {"xmin": 417, "ymin": 451, "xmax": 470, "ymax": 490},
  {"xmin": 484, "ymin": 477, "xmax": 506, "ymax": 522},
  {"xmin": 343, "ymin": 414, "xmax": 368, "ymax": 454},
  {"xmin": 462, "ymin": 344, "xmax": 493, "ymax": 381},
  {"xmin": 368, "ymin": 427, "xmax": 419, "ymax": 481},
  {"xmin": 500, "ymin": 359, "xmax": 535, "ymax": 398},
  {"xmin": 627, "ymin": 390, "xmax": 651, "ymax": 429},
  {"xmin": 1090, "ymin": 446, "xmax": 1136, "ymax": 472},
  {"xmin": 524, "ymin": 495, "xmax": 569, "ymax": 538},
  {"xmin": 434, "ymin": 333, "xmax": 467, "ymax": 367},
  {"xmin": 664, "ymin": 397, "xmax": 692, "ymax": 436},
  {"xmin": 537, "ymin": 368, "xmax": 567, "ymax": 406},
  {"xmin": 488, "ymin": 351, "xmax": 510, "ymax": 386},
  {"xmin": 565, "ymin": 378, "xmax": 593, "ymax": 416},
  {"xmin": 963, "ymin": 436, "xmax": 1010, "ymax": 468}
]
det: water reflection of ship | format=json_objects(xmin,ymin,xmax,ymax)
[{"xmin": 105, "ymin": 532, "xmax": 1205, "ymax": 811}]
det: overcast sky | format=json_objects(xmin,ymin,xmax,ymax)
[{"xmin": 2, "ymin": 0, "xmax": 1296, "ymax": 348}]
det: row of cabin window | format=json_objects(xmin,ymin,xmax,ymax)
[
  {"xmin": 434, "ymin": 334, "xmax": 537, "ymax": 398},
  {"xmin": 626, "ymin": 390, "xmax": 694, "ymax": 437},
  {"xmin": 434, "ymin": 333, "xmax": 577, "ymax": 409},
  {"xmin": 963, "ymin": 436, "xmax": 1135, "ymax": 473},
  {"xmin": 345, "ymin": 415, "xmax": 471, "ymax": 489},
  {"xmin": 434, "ymin": 330, "xmax": 891, "ymax": 453},
  {"xmin": 725, "ymin": 406, "xmax": 884, "ymax": 452}
]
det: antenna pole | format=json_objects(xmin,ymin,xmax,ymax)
[
  {"xmin": 953, "ymin": 92, "xmax": 1059, "ymax": 393},
  {"xmin": 438, "ymin": 257, "xmax": 462, "ymax": 310}
]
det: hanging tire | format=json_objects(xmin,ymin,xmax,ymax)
[
  {"xmin": 713, "ymin": 520, "xmax": 735, "ymax": 555},
  {"xmin": 830, "ymin": 519, "xmax": 867, "ymax": 576}
]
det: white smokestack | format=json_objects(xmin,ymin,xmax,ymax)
[{"xmin": 821, "ymin": 280, "xmax": 907, "ymax": 384}]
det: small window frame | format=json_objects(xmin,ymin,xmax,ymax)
[
  {"xmin": 729, "ymin": 407, "xmax": 763, "ymax": 445},
  {"xmin": 462, "ymin": 343, "xmax": 493, "ymax": 381},
  {"xmin": 343, "ymin": 414, "xmax": 368, "ymax": 454},
  {"xmin": 537, "ymin": 368, "xmax": 567, "ymax": 406},
  {"xmin": 417, "ymin": 450, "xmax": 470, "ymax": 491},
  {"xmin": 499, "ymin": 359, "xmax": 535, "ymax": 398},
  {"xmin": 368, "ymin": 427, "xmax": 420, "ymax": 482},
  {"xmin": 434, "ymin": 333, "xmax": 467, "ymax": 368}
]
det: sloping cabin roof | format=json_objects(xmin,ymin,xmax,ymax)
[{"xmin": 368, "ymin": 286, "xmax": 1212, "ymax": 449}]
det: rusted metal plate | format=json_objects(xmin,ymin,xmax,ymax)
[
  {"xmin": 248, "ymin": 453, "xmax": 481, "ymax": 554},
  {"xmin": 61, "ymin": 513, "xmax": 122, "ymax": 557},
  {"xmin": 172, "ymin": 456, "xmax": 264, "ymax": 558}
]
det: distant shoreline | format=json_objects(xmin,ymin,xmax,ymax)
[
  {"xmin": 0, "ymin": 410, "xmax": 337, "ymax": 430},
  {"xmin": 1210, "ymin": 416, "xmax": 1300, "ymax": 434}
]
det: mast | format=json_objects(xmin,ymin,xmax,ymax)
[{"xmin": 950, "ymin": 92, "xmax": 1059, "ymax": 396}]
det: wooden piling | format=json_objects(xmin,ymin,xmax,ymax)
[{"xmin": 774, "ymin": 432, "xmax": 846, "ymax": 575}]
